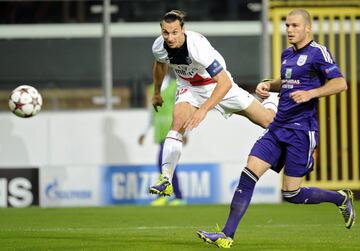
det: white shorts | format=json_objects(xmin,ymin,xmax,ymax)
[{"xmin": 175, "ymin": 82, "xmax": 254, "ymax": 118}]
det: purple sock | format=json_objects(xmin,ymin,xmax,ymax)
[
  {"xmin": 222, "ymin": 168, "xmax": 258, "ymax": 238},
  {"xmin": 172, "ymin": 171, "xmax": 183, "ymax": 199},
  {"xmin": 282, "ymin": 187, "xmax": 345, "ymax": 206}
]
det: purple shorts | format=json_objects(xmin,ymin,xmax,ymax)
[{"xmin": 250, "ymin": 125, "xmax": 318, "ymax": 177}]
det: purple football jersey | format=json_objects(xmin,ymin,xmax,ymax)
[{"xmin": 272, "ymin": 41, "xmax": 343, "ymax": 131}]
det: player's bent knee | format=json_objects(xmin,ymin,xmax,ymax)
[
  {"xmin": 266, "ymin": 109, "xmax": 276, "ymax": 124},
  {"xmin": 255, "ymin": 114, "xmax": 273, "ymax": 128},
  {"xmin": 262, "ymin": 113, "xmax": 274, "ymax": 128},
  {"xmin": 282, "ymin": 188, "xmax": 303, "ymax": 204},
  {"xmin": 259, "ymin": 109, "xmax": 275, "ymax": 127}
]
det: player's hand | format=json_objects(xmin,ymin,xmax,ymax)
[
  {"xmin": 289, "ymin": 90, "xmax": 314, "ymax": 104},
  {"xmin": 256, "ymin": 81, "xmax": 271, "ymax": 100},
  {"xmin": 138, "ymin": 134, "xmax": 145, "ymax": 145},
  {"xmin": 183, "ymin": 108, "xmax": 207, "ymax": 130},
  {"xmin": 152, "ymin": 93, "xmax": 163, "ymax": 112}
]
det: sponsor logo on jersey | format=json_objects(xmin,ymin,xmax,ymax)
[
  {"xmin": 297, "ymin": 55, "xmax": 308, "ymax": 66},
  {"xmin": 281, "ymin": 79, "xmax": 300, "ymax": 89},
  {"xmin": 173, "ymin": 65, "xmax": 197, "ymax": 77},
  {"xmin": 285, "ymin": 68, "xmax": 292, "ymax": 79}
]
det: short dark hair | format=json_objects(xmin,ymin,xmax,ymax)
[
  {"xmin": 288, "ymin": 9, "xmax": 312, "ymax": 26},
  {"xmin": 161, "ymin": 10, "xmax": 186, "ymax": 27}
]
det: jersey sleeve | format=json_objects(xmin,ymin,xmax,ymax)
[
  {"xmin": 188, "ymin": 33, "xmax": 223, "ymax": 77},
  {"xmin": 313, "ymin": 47, "xmax": 343, "ymax": 80},
  {"xmin": 152, "ymin": 36, "xmax": 168, "ymax": 64}
]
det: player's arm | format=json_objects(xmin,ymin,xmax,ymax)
[
  {"xmin": 291, "ymin": 47, "xmax": 348, "ymax": 104},
  {"xmin": 184, "ymin": 68, "xmax": 231, "ymax": 130},
  {"xmin": 290, "ymin": 77, "xmax": 347, "ymax": 104},
  {"xmin": 256, "ymin": 78, "xmax": 282, "ymax": 99},
  {"xmin": 290, "ymin": 47, "xmax": 347, "ymax": 104},
  {"xmin": 199, "ymin": 69, "xmax": 232, "ymax": 113},
  {"xmin": 138, "ymin": 85, "xmax": 154, "ymax": 145},
  {"xmin": 152, "ymin": 60, "xmax": 168, "ymax": 112}
]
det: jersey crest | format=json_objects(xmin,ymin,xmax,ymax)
[{"xmin": 297, "ymin": 55, "xmax": 308, "ymax": 66}]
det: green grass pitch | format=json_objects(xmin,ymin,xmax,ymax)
[{"xmin": 0, "ymin": 202, "xmax": 359, "ymax": 251}]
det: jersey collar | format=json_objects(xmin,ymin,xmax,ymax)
[{"xmin": 292, "ymin": 40, "xmax": 313, "ymax": 52}]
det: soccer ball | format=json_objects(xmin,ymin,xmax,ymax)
[{"xmin": 9, "ymin": 85, "xmax": 43, "ymax": 118}]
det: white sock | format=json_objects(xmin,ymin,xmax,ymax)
[
  {"xmin": 161, "ymin": 130, "xmax": 183, "ymax": 181},
  {"xmin": 262, "ymin": 92, "xmax": 279, "ymax": 113}
]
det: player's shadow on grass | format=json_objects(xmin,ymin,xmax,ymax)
[
  {"xmin": 103, "ymin": 116, "xmax": 128, "ymax": 164},
  {"xmin": 0, "ymin": 118, "xmax": 29, "ymax": 165}
]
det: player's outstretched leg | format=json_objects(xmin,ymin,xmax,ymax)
[
  {"xmin": 338, "ymin": 189, "xmax": 356, "ymax": 229},
  {"xmin": 149, "ymin": 130, "xmax": 183, "ymax": 196},
  {"xmin": 282, "ymin": 187, "xmax": 355, "ymax": 229},
  {"xmin": 197, "ymin": 230, "xmax": 233, "ymax": 249},
  {"xmin": 149, "ymin": 175, "xmax": 173, "ymax": 196}
]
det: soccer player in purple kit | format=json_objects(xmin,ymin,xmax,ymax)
[{"xmin": 197, "ymin": 9, "xmax": 355, "ymax": 248}]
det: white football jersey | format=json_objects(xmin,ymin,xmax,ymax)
[{"xmin": 152, "ymin": 31, "xmax": 235, "ymax": 87}]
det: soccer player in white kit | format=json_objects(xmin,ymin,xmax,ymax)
[{"xmin": 149, "ymin": 10, "xmax": 278, "ymax": 196}]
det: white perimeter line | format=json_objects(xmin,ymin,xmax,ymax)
[{"xmin": 0, "ymin": 224, "xmax": 327, "ymax": 233}]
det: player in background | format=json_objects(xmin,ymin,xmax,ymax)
[
  {"xmin": 197, "ymin": 9, "xmax": 354, "ymax": 248},
  {"xmin": 138, "ymin": 74, "xmax": 187, "ymax": 206},
  {"xmin": 149, "ymin": 10, "xmax": 278, "ymax": 196}
]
